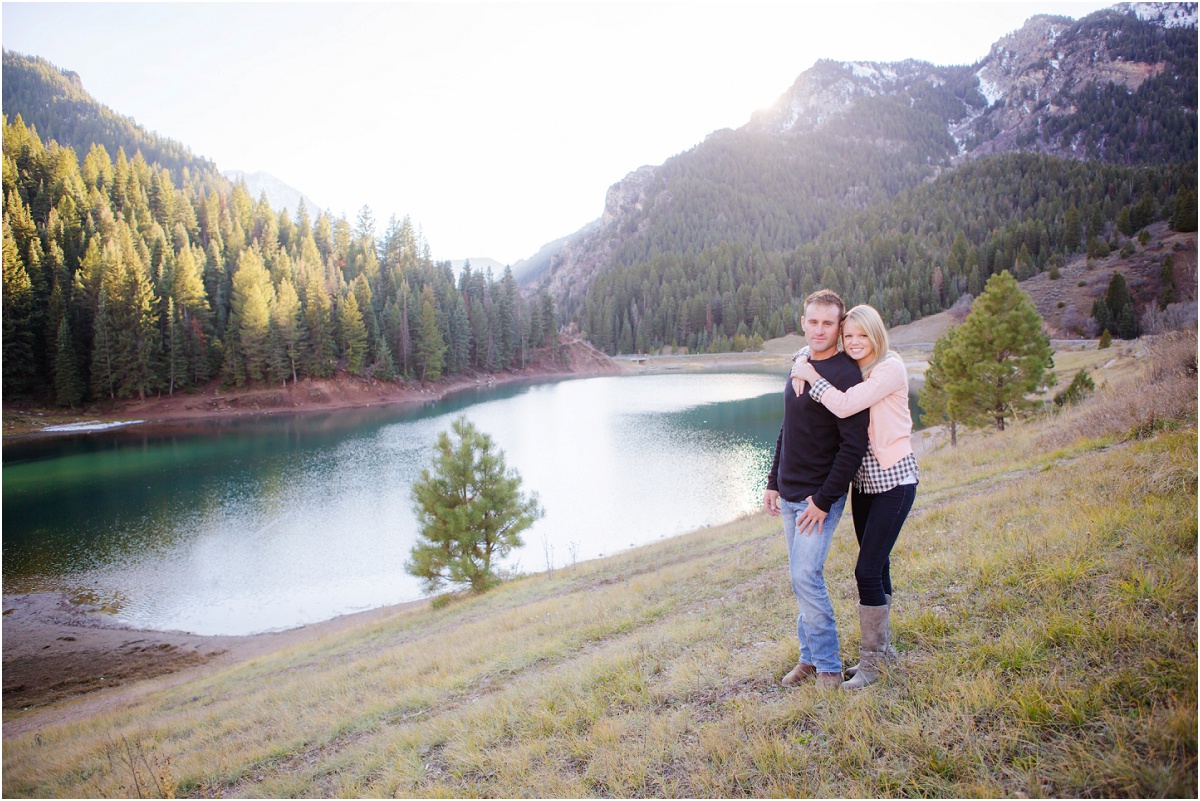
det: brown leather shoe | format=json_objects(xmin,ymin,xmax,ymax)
[
  {"xmin": 781, "ymin": 662, "xmax": 817, "ymax": 686},
  {"xmin": 816, "ymin": 672, "xmax": 843, "ymax": 691}
]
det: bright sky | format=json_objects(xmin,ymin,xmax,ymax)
[{"xmin": 3, "ymin": 1, "xmax": 1112, "ymax": 264}]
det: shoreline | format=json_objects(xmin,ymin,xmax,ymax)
[
  {"xmin": 2, "ymin": 337, "xmax": 622, "ymax": 441},
  {"xmin": 1, "ymin": 590, "xmax": 431, "ymax": 735}
]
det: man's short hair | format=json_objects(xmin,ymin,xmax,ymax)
[{"xmin": 804, "ymin": 289, "xmax": 846, "ymax": 320}]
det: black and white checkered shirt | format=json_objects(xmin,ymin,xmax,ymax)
[
  {"xmin": 853, "ymin": 449, "xmax": 919, "ymax": 494},
  {"xmin": 809, "ymin": 377, "xmax": 920, "ymax": 494}
]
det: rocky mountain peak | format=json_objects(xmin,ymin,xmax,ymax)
[
  {"xmin": 1116, "ymin": 1, "xmax": 1199, "ymax": 27},
  {"xmin": 746, "ymin": 58, "xmax": 940, "ymax": 136},
  {"xmin": 601, "ymin": 165, "xmax": 658, "ymax": 227}
]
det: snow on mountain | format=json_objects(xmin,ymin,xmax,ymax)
[{"xmin": 1116, "ymin": 1, "xmax": 1198, "ymax": 28}]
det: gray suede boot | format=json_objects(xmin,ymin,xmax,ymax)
[
  {"xmin": 845, "ymin": 593, "xmax": 898, "ymax": 678},
  {"xmin": 842, "ymin": 604, "xmax": 890, "ymax": 690}
]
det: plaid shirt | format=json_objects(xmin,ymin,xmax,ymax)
[{"xmin": 809, "ymin": 377, "xmax": 919, "ymax": 494}]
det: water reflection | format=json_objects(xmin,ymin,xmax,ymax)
[{"xmin": 3, "ymin": 372, "xmax": 786, "ymax": 635}]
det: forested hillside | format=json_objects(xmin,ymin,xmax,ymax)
[
  {"xmin": 2, "ymin": 51, "xmax": 222, "ymax": 189},
  {"xmin": 547, "ymin": 4, "xmax": 1198, "ymax": 354},
  {"xmin": 579, "ymin": 153, "xmax": 1195, "ymax": 354},
  {"xmin": 1, "ymin": 113, "xmax": 557, "ymax": 406}
]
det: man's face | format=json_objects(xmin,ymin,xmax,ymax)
[{"xmin": 802, "ymin": 303, "xmax": 842, "ymax": 358}]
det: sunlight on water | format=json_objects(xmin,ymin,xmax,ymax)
[{"xmin": 3, "ymin": 372, "xmax": 786, "ymax": 634}]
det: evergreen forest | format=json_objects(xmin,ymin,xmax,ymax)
[
  {"xmin": 580, "ymin": 153, "xmax": 1195, "ymax": 355},
  {"xmin": 2, "ymin": 112, "xmax": 558, "ymax": 406}
]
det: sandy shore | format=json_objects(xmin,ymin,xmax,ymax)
[{"xmin": 1, "ymin": 591, "xmax": 429, "ymax": 737}]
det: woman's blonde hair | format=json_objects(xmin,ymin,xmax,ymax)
[{"xmin": 842, "ymin": 304, "xmax": 898, "ymax": 377}]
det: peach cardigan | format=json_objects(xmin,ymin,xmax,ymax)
[{"xmin": 812, "ymin": 353, "xmax": 913, "ymax": 470}]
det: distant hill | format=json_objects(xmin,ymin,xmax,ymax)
[
  {"xmin": 2, "ymin": 49, "xmax": 222, "ymax": 188},
  {"xmin": 222, "ymin": 170, "xmax": 324, "ymax": 218},
  {"xmin": 510, "ymin": 220, "xmax": 600, "ymax": 287}
]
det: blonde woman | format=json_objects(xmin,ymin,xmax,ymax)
[{"xmin": 791, "ymin": 304, "xmax": 917, "ymax": 689}]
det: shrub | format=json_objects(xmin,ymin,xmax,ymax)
[{"xmin": 1054, "ymin": 368, "xmax": 1096, "ymax": 407}]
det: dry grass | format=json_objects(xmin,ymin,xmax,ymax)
[
  {"xmin": 1038, "ymin": 330, "xmax": 1197, "ymax": 449},
  {"xmin": 3, "ymin": 333, "xmax": 1196, "ymax": 798}
]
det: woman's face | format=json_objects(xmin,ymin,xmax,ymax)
[{"xmin": 842, "ymin": 319, "xmax": 875, "ymax": 365}]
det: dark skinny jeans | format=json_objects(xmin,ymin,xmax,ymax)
[{"xmin": 850, "ymin": 482, "xmax": 916, "ymax": 607}]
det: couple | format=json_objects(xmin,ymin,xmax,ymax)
[{"xmin": 763, "ymin": 289, "xmax": 917, "ymax": 691}]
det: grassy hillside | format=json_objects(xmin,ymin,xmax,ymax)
[{"xmin": 3, "ymin": 333, "xmax": 1195, "ymax": 798}]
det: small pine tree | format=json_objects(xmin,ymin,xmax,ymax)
[
  {"xmin": 1053, "ymin": 368, "xmax": 1096, "ymax": 407},
  {"xmin": 407, "ymin": 417, "xmax": 544, "ymax": 594},
  {"xmin": 1099, "ymin": 329, "xmax": 1112, "ymax": 349}
]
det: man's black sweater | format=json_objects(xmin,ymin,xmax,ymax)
[{"xmin": 766, "ymin": 351, "xmax": 869, "ymax": 512}]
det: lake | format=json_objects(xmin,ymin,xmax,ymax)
[{"xmin": 3, "ymin": 371, "xmax": 788, "ymax": 635}]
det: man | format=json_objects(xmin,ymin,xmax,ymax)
[{"xmin": 763, "ymin": 289, "xmax": 869, "ymax": 690}]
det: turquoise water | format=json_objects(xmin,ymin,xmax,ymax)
[{"xmin": 3, "ymin": 372, "xmax": 787, "ymax": 635}]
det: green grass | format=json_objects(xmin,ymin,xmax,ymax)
[{"xmin": 3, "ymin": 333, "xmax": 1196, "ymax": 798}]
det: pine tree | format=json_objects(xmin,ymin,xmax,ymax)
[
  {"xmin": 540, "ymin": 291, "xmax": 556, "ymax": 347},
  {"xmin": 415, "ymin": 286, "xmax": 446, "ymax": 382},
  {"xmin": 374, "ymin": 337, "xmax": 397, "ymax": 381},
  {"xmin": 91, "ymin": 286, "xmax": 118, "ymax": 399},
  {"xmin": 944, "ymin": 270, "xmax": 1054, "ymax": 431},
  {"xmin": 1092, "ymin": 298, "xmax": 1112, "ymax": 335},
  {"xmin": 446, "ymin": 289, "xmax": 472, "ymax": 374},
  {"xmin": 166, "ymin": 297, "xmax": 185, "ymax": 395},
  {"xmin": 303, "ymin": 270, "xmax": 336, "ymax": 378},
  {"xmin": 919, "ymin": 325, "xmax": 966, "ymax": 446},
  {"xmin": 1053, "ymin": 368, "xmax": 1095, "ymax": 407},
  {"xmin": 407, "ymin": 417, "xmax": 544, "ymax": 594},
  {"xmin": 1170, "ymin": 188, "xmax": 1197, "ymax": 232},
  {"xmin": 115, "ymin": 258, "xmax": 162, "ymax": 401},
  {"xmin": 337, "ymin": 291, "xmax": 368, "ymax": 375},
  {"xmin": 1064, "ymin": 204, "xmax": 1082, "ymax": 252},
  {"xmin": 269, "ymin": 277, "xmax": 304, "ymax": 385},
  {"xmin": 53, "ymin": 310, "xmax": 84, "ymax": 407},
  {"xmin": 1104, "ymin": 272, "xmax": 1133, "ymax": 325},
  {"xmin": 2, "ymin": 223, "xmax": 37, "ymax": 396},
  {"xmin": 496, "ymin": 266, "xmax": 518, "ymax": 369},
  {"xmin": 230, "ymin": 247, "xmax": 274, "ymax": 382}
]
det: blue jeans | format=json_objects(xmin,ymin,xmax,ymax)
[{"xmin": 781, "ymin": 494, "xmax": 847, "ymax": 673}]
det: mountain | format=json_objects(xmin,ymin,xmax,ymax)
[
  {"xmin": 222, "ymin": 170, "xmax": 323, "ymax": 218},
  {"xmin": 538, "ymin": 2, "xmax": 1196, "ymax": 350},
  {"xmin": 510, "ymin": 220, "xmax": 600, "ymax": 286},
  {"xmin": 2, "ymin": 50, "xmax": 222, "ymax": 189}
]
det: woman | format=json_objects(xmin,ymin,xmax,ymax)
[{"xmin": 791, "ymin": 304, "xmax": 917, "ymax": 689}]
